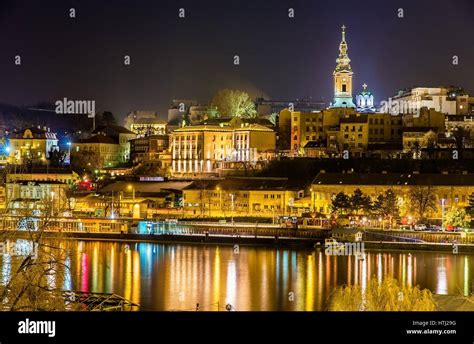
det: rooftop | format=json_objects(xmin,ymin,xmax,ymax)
[
  {"xmin": 76, "ymin": 135, "xmax": 118, "ymax": 145},
  {"xmin": 98, "ymin": 181, "xmax": 193, "ymax": 194},
  {"xmin": 312, "ymin": 172, "xmax": 474, "ymax": 186},
  {"xmin": 340, "ymin": 114, "xmax": 368, "ymax": 124},
  {"xmin": 187, "ymin": 177, "xmax": 304, "ymax": 191},
  {"xmin": 92, "ymin": 125, "xmax": 135, "ymax": 135}
]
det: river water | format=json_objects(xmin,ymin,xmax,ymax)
[
  {"xmin": 2, "ymin": 240, "xmax": 473, "ymax": 311},
  {"xmin": 58, "ymin": 241, "xmax": 474, "ymax": 311}
]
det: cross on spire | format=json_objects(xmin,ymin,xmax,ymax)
[
  {"xmin": 341, "ymin": 24, "xmax": 346, "ymax": 41},
  {"xmin": 362, "ymin": 83, "xmax": 368, "ymax": 90}
]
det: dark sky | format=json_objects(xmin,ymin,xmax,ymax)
[{"xmin": 0, "ymin": 0, "xmax": 473, "ymax": 123}]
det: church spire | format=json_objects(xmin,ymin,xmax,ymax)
[
  {"xmin": 335, "ymin": 24, "xmax": 351, "ymax": 73},
  {"xmin": 331, "ymin": 25, "xmax": 356, "ymax": 108}
]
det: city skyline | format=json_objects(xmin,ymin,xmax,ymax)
[{"xmin": 0, "ymin": 0, "xmax": 473, "ymax": 121}]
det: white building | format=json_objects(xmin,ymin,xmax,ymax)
[{"xmin": 391, "ymin": 87, "xmax": 468, "ymax": 115}]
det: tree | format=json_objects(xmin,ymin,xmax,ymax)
[
  {"xmin": 350, "ymin": 189, "xmax": 372, "ymax": 215},
  {"xmin": 452, "ymin": 126, "xmax": 471, "ymax": 159},
  {"xmin": 466, "ymin": 192, "xmax": 474, "ymax": 215},
  {"xmin": 372, "ymin": 189, "xmax": 399, "ymax": 228},
  {"xmin": 411, "ymin": 140, "xmax": 421, "ymax": 159},
  {"xmin": 409, "ymin": 186, "xmax": 437, "ymax": 220},
  {"xmin": 372, "ymin": 194, "xmax": 385, "ymax": 216},
  {"xmin": 211, "ymin": 89, "xmax": 257, "ymax": 118},
  {"xmin": 268, "ymin": 112, "xmax": 278, "ymax": 126},
  {"xmin": 96, "ymin": 111, "xmax": 117, "ymax": 127},
  {"xmin": 425, "ymin": 137, "xmax": 437, "ymax": 159},
  {"xmin": 71, "ymin": 149, "xmax": 102, "ymax": 173},
  {"xmin": 331, "ymin": 192, "xmax": 350, "ymax": 214},
  {"xmin": 444, "ymin": 208, "xmax": 469, "ymax": 230},
  {"xmin": 330, "ymin": 276, "xmax": 436, "ymax": 311},
  {"xmin": 382, "ymin": 189, "xmax": 399, "ymax": 219},
  {"xmin": 0, "ymin": 195, "xmax": 78, "ymax": 310},
  {"xmin": 48, "ymin": 148, "xmax": 67, "ymax": 167}
]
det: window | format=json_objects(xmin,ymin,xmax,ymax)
[
  {"xmin": 369, "ymin": 119, "xmax": 373, "ymax": 124},
  {"xmin": 264, "ymin": 194, "xmax": 268, "ymax": 199},
  {"xmin": 294, "ymin": 117, "xmax": 298, "ymax": 122},
  {"xmin": 277, "ymin": 194, "xmax": 281, "ymax": 199},
  {"xmin": 306, "ymin": 136, "xmax": 310, "ymax": 140},
  {"xmin": 342, "ymin": 84, "xmax": 347, "ymax": 92}
]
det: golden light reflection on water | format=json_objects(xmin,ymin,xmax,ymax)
[{"xmin": 3, "ymin": 241, "xmax": 473, "ymax": 311}]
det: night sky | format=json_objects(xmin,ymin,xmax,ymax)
[{"xmin": 0, "ymin": 0, "xmax": 473, "ymax": 122}]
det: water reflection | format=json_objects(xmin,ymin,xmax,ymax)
[{"xmin": 1, "ymin": 241, "xmax": 473, "ymax": 311}]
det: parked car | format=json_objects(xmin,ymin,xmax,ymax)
[
  {"xmin": 427, "ymin": 225, "xmax": 442, "ymax": 231},
  {"xmin": 414, "ymin": 224, "xmax": 427, "ymax": 231}
]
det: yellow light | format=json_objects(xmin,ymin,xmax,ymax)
[{"xmin": 128, "ymin": 184, "xmax": 133, "ymax": 190}]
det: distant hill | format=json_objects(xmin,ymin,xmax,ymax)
[{"xmin": 0, "ymin": 102, "xmax": 93, "ymax": 135}]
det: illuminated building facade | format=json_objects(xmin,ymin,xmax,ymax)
[
  {"xmin": 92, "ymin": 125, "xmax": 136, "ymax": 163},
  {"xmin": 71, "ymin": 135, "xmax": 122, "ymax": 168},
  {"xmin": 9, "ymin": 127, "xmax": 58, "ymax": 164},
  {"xmin": 170, "ymin": 117, "xmax": 276, "ymax": 177},
  {"xmin": 130, "ymin": 135, "xmax": 169, "ymax": 164},
  {"xmin": 183, "ymin": 178, "xmax": 304, "ymax": 217},
  {"xmin": 310, "ymin": 172, "xmax": 474, "ymax": 219},
  {"xmin": 391, "ymin": 87, "xmax": 471, "ymax": 115}
]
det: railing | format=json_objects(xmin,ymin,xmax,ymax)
[
  {"xmin": 364, "ymin": 229, "xmax": 474, "ymax": 244},
  {"xmin": 0, "ymin": 215, "xmax": 129, "ymax": 234},
  {"xmin": 147, "ymin": 223, "xmax": 327, "ymax": 239}
]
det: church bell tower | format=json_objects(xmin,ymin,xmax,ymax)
[{"xmin": 331, "ymin": 25, "xmax": 356, "ymax": 108}]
